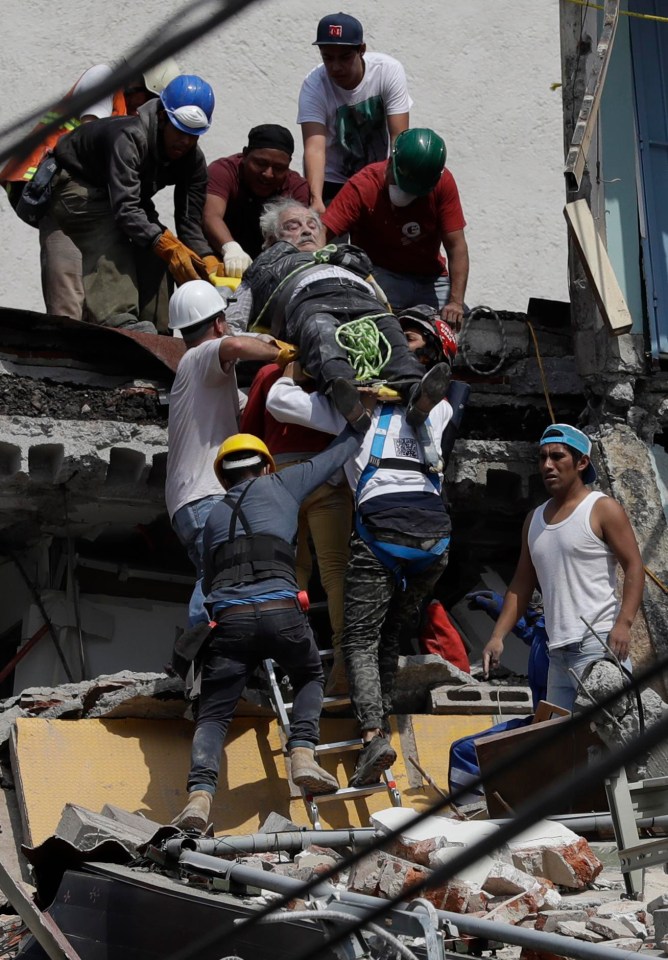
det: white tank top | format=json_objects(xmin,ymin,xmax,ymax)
[{"xmin": 527, "ymin": 491, "xmax": 619, "ymax": 649}]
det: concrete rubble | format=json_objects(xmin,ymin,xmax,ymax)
[
  {"xmin": 574, "ymin": 658, "xmax": 668, "ymax": 781},
  {"xmin": 0, "ymin": 671, "xmax": 186, "ymax": 747}
]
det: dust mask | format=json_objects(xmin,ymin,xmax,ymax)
[{"xmin": 388, "ymin": 184, "xmax": 417, "ymax": 207}]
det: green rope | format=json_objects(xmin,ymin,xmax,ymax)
[{"xmin": 335, "ymin": 315, "xmax": 393, "ymax": 380}]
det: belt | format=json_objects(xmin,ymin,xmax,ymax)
[
  {"xmin": 296, "ymin": 277, "xmax": 373, "ymax": 298},
  {"xmin": 216, "ymin": 597, "xmax": 299, "ymax": 619}
]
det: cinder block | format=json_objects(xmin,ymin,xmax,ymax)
[
  {"xmin": 429, "ymin": 684, "xmax": 532, "ymax": 714},
  {"xmin": 105, "ymin": 448, "xmax": 147, "ymax": 485},
  {"xmin": 0, "ymin": 442, "xmax": 21, "ymax": 476}
]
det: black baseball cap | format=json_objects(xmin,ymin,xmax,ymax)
[{"xmin": 313, "ymin": 12, "xmax": 364, "ymax": 46}]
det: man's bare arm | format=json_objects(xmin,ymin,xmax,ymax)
[
  {"xmin": 203, "ymin": 193, "xmax": 234, "ymax": 253},
  {"xmin": 387, "ymin": 112, "xmax": 409, "ymax": 146},
  {"xmin": 482, "ymin": 513, "xmax": 538, "ymax": 676},
  {"xmin": 218, "ymin": 335, "xmax": 279, "ymax": 365},
  {"xmin": 595, "ymin": 497, "xmax": 644, "ymax": 659},
  {"xmin": 441, "ymin": 229, "xmax": 469, "ymax": 329},
  {"xmin": 301, "ymin": 122, "xmax": 328, "ymax": 214}
]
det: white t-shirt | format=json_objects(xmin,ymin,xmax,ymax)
[
  {"xmin": 297, "ymin": 52, "xmax": 413, "ymax": 184},
  {"xmin": 73, "ymin": 64, "xmax": 116, "ymax": 120},
  {"xmin": 165, "ymin": 339, "xmax": 241, "ymax": 519},
  {"xmin": 266, "ymin": 377, "xmax": 451, "ymax": 504}
]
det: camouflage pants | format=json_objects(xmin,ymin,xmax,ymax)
[{"xmin": 341, "ymin": 532, "xmax": 449, "ymax": 732}]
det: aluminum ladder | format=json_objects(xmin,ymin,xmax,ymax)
[{"xmin": 262, "ymin": 652, "xmax": 402, "ymax": 829}]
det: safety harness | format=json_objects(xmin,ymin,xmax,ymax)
[
  {"xmin": 355, "ymin": 404, "xmax": 450, "ymax": 587},
  {"xmin": 210, "ymin": 479, "xmax": 297, "ymax": 592}
]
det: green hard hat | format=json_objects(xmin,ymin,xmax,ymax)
[{"xmin": 391, "ymin": 128, "xmax": 447, "ymax": 196}]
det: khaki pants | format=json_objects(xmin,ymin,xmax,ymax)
[
  {"xmin": 39, "ymin": 212, "xmax": 84, "ymax": 319},
  {"xmin": 49, "ymin": 169, "xmax": 169, "ymax": 331}
]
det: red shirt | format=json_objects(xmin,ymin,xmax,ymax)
[
  {"xmin": 322, "ymin": 161, "xmax": 466, "ymax": 277},
  {"xmin": 207, "ymin": 154, "xmax": 310, "ymax": 258},
  {"xmin": 240, "ymin": 364, "xmax": 330, "ymax": 458}
]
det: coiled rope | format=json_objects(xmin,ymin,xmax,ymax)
[
  {"xmin": 334, "ymin": 315, "xmax": 392, "ymax": 380},
  {"xmin": 458, "ymin": 305, "xmax": 508, "ymax": 376}
]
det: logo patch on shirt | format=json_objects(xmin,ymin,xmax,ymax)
[
  {"xmin": 329, "ymin": 24, "xmax": 343, "ymax": 37},
  {"xmin": 402, "ymin": 221, "xmax": 421, "ymax": 239},
  {"xmin": 394, "ymin": 437, "xmax": 419, "ymax": 459}
]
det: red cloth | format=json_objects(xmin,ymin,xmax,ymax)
[
  {"xmin": 322, "ymin": 161, "xmax": 466, "ymax": 277},
  {"xmin": 420, "ymin": 600, "xmax": 470, "ymax": 673},
  {"xmin": 240, "ymin": 365, "xmax": 330, "ymax": 457}
]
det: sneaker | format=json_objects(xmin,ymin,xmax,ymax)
[
  {"xmin": 348, "ymin": 735, "xmax": 397, "ymax": 788},
  {"xmin": 406, "ymin": 362, "xmax": 452, "ymax": 428},
  {"xmin": 328, "ymin": 378, "xmax": 371, "ymax": 434}
]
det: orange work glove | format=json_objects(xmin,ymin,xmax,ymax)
[
  {"xmin": 199, "ymin": 254, "xmax": 224, "ymax": 281},
  {"xmin": 274, "ymin": 340, "xmax": 300, "ymax": 368},
  {"xmin": 153, "ymin": 230, "xmax": 206, "ymax": 285}
]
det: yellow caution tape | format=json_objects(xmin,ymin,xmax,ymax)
[{"xmin": 565, "ymin": 0, "xmax": 668, "ymax": 24}]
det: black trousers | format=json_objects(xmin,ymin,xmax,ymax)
[
  {"xmin": 187, "ymin": 606, "xmax": 324, "ymax": 793},
  {"xmin": 285, "ymin": 281, "xmax": 424, "ymax": 395}
]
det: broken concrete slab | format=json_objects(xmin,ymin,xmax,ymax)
[
  {"xmin": 555, "ymin": 920, "xmax": 604, "ymax": 942},
  {"xmin": 535, "ymin": 908, "xmax": 590, "ymax": 932},
  {"xmin": 586, "ymin": 915, "xmax": 638, "ymax": 939},
  {"xmin": 55, "ymin": 804, "xmax": 160, "ymax": 855},
  {"xmin": 83, "ymin": 672, "xmax": 186, "ymax": 720},
  {"xmin": 510, "ymin": 821, "xmax": 603, "ymax": 890},
  {"xmin": 482, "ymin": 861, "xmax": 553, "ymax": 897},
  {"xmin": 392, "ymin": 655, "xmax": 475, "ymax": 713},
  {"xmin": 258, "ymin": 812, "xmax": 302, "ymax": 834},
  {"xmin": 574, "ymin": 659, "xmax": 668, "ymax": 781},
  {"xmin": 485, "ymin": 884, "xmax": 561, "ymax": 924},
  {"xmin": 602, "ymin": 938, "xmax": 643, "ymax": 952}
]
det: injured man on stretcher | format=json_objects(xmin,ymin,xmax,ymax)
[{"xmin": 223, "ymin": 198, "xmax": 452, "ymax": 433}]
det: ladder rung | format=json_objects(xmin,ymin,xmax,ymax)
[
  {"xmin": 284, "ymin": 694, "xmax": 351, "ymax": 712},
  {"xmin": 315, "ymin": 739, "xmax": 362, "ymax": 755},
  {"xmin": 312, "ymin": 782, "xmax": 389, "ymax": 802}
]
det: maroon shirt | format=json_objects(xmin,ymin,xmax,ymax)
[{"xmin": 207, "ymin": 153, "xmax": 310, "ymax": 258}]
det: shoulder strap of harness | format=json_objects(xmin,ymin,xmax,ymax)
[
  {"xmin": 226, "ymin": 478, "xmax": 257, "ymax": 540},
  {"xmin": 356, "ymin": 403, "xmax": 440, "ymax": 506}
]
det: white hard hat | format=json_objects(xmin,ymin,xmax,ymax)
[
  {"xmin": 142, "ymin": 58, "xmax": 181, "ymax": 96},
  {"xmin": 168, "ymin": 280, "xmax": 228, "ymax": 331}
]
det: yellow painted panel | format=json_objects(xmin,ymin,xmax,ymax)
[{"xmin": 15, "ymin": 712, "xmax": 497, "ymax": 844}]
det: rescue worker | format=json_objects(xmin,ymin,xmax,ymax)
[
  {"xmin": 48, "ymin": 75, "xmax": 220, "ymax": 334},
  {"xmin": 224, "ymin": 199, "xmax": 452, "ymax": 432},
  {"xmin": 0, "ymin": 59, "xmax": 179, "ymax": 321},
  {"xmin": 204, "ymin": 124, "xmax": 310, "ymax": 274},
  {"xmin": 266, "ymin": 307, "xmax": 458, "ymax": 786},
  {"xmin": 322, "ymin": 128, "xmax": 469, "ymax": 326},
  {"xmin": 166, "ymin": 280, "xmax": 285, "ymax": 626},
  {"xmin": 173, "ymin": 425, "xmax": 367, "ymax": 833},
  {"xmin": 241, "ymin": 361, "xmax": 354, "ymax": 697}
]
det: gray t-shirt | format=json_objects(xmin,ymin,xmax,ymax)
[{"xmin": 202, "ymin": 427, "xmax": 361, "ymax": 604}]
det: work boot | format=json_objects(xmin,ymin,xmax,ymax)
[
  {"xmin": 289, "ymin": 747, "xmax": 339, "ymax": 794},
  {"xmin": 405, "ymin": 362, "xmax": 452, "ymax": 428},
  {"xmin": 171, "ymin": 790, "xmax": 212, "ymax": 833},
  {"xmin": 348, "ymin": 734, "xmax": 397, "ymax": 788},
  {"xmin": 328, "ymin": 378, "xmax": 371, "ymax": 434}
]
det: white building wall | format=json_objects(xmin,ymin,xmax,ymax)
[{"xmin": 0, "ymin": 0, "xmax": 567, "ymax": 314}]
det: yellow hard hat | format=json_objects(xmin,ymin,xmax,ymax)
[{"xmin": 214, "ymin": 433, "xmax": 276, "ymax": 483}]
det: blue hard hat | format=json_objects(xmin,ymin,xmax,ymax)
[{"xmin": 160, "ymin": 75, "xmax": 215, "ymax": 135}]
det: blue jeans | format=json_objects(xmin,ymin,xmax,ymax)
[
  {"xmin": 372, "ymin": 266, "xmax": 451, "ymax": 313},
  {"xmin": 188, "ymin": 606, "xmax": 324, "ymax": 793},
  {"xmin": 546, "ymin": 635, "xmax": 632, "ymax": 712},
  {"xmin": 172, "ymin": 495, "xmax": 223, "ymax": 626}
]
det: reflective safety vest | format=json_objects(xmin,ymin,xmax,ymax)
[{"xmin": 0, "ymin": 80, "xmax": 126, "ymax": 185}]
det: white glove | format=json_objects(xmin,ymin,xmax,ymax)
[{"xmin": 222, "ymin": 240, "xmax": 252, "ymax": 278}]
